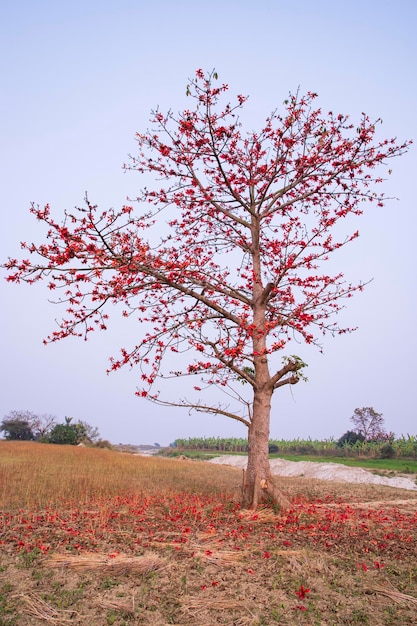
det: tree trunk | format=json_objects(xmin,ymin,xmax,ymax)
[
  {"xmin": 242, "ymin": 387, "xmax": 291, "ymax": 511},
  {"xmin": 245, "ymin": 214, "xmax": 292, "ymax": 511}
]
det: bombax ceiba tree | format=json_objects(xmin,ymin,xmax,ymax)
[{"xmin": 4, "ymin": 70, "xmax": 410, "ymax": 509}]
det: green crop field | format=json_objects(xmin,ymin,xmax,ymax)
[{"xmin": 172, "ymin": 435, "xmax": 417, "ymax": 460}]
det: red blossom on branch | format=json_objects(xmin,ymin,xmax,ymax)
[
  {"xmin": 4, "ymin": 72, "xmax": 408, "ymax": 403},
  {"xmin": 3, "ymin": 69, "xmax": 410, "ymax": 509}
]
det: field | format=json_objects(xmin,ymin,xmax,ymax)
[
  {"xmin": 0, "ymin": 442, "xmax": 417, "ymax": 625},
  {"xmin": 172, "ymin": 436, "xmax": 417, "ymax": 460}
]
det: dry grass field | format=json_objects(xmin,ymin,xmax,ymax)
[{"xmin": 0, "ymin": 441, "xmax": 416, "ymax": 625}]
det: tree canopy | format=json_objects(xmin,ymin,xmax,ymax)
[
  {"xmin": 350, "ymin": 407, "xmax": 390, "ymax": 442},
  {"xmin": 0, "ymin": 416, "xmax": 34, "ymax": 441}
]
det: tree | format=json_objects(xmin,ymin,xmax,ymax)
[
  {"xmin": 76, "ymin": 420, "xmax": 100, "ymax": 443},
  {"xmin": 48, "ymin": 422, "xmax": 78, "ymax": 445},
  {"xmin": 1, "ymin": 416, "xmax": 34, "ymax": 440},
  {"xmin": 350, "ymin": 407, "xmax": 387, "ymax": 442},
  {"xmin": 47, "ymin": 416, "xmax": 97, "ymax": 445},
  {"xmin": 1, "ymin": 410, "xmax": 36, "ymax": 440},
  {"xmin": 337, "ymin": 430, "xmax": 365, "ymax": 447},
  {"xmin": 31, "ymin": 413, "xmax": 58, "ymax": 440},
  {"xmin": 3, "ymin": 70, "xmax": 410, "ymax": 509},
  {"xmin": 0, "ymin": 410, "xmax": 57, "ymax": 441}
]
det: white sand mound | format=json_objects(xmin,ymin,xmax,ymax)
[{"xmin": 208, "ymin": 455, "xmax": 417, "ymax": 491}]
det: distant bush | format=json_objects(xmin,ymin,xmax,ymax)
[
  {"xmin": 379, "ymin": 443, "xmax": 395, "ymax": 459},
  {"xmin": 48, "ymin": 423, "xmax": 79, "ymax": 445},
  {"xmin": 46, "ymin": 417, "xmax": 100, "ymax": 446},
  {"xmin": 337, "ymin": 431, "xmax": 365, "ymax": 447},
  {"xmin": 298, "ymin": 444, "xmax": 318, "ymax": 455},
  {"xmin": 91, "ymin": 439, "xmax": 113, "ymax": 449}
]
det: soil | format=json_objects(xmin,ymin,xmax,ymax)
[{"xmin": 208, "ymin": 455, "xmax": 417, "ymax": 491}]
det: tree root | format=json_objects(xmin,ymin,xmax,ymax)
[
  {"xmin": 241, "ymin": 470, "xmax": 291, "ymax": 512},
  {"xmin": 265, "ymin": 479, "xmax": 291, "ymax": 512}
]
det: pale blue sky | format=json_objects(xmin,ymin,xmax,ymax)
[{"xmin": 1, "ymin": 1, "xmax": 416, "ymax": 445}]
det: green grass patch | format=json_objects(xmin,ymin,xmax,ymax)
[
  {"xmin": 165, "ymin": 448, "xmax": 417, "ymax": 473},
  {"xmin": 271, "ymin": 454, "xmax": 417, "ymax": 473}
]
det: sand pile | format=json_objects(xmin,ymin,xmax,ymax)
[{"xmin": 209, "ymin": 455, "xmax": 417, "ymax": 491}]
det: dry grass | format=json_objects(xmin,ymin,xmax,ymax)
[
  {"xmin": 97, "ymin": 600, "xmax": 136, "ymax": 617},
  {"xmin": 47, "ymin": 552, "xmax": 167, "ymax": 575},
  {"xmin": 0, "ymin": 440, "xmax": 240, "ymax": 508},
  {"xmin": 13, "ymin": 593, "xmax": 81, "ymax": 623},
  {"xmin": 368, "ymin": 583, "xmax": 417, "ymax": 606},
  {"xmin": 1, "ymin": 441, "xmax": 417, "ymax": 625}
]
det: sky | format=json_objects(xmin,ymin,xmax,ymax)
[{"xmin": 1, "ymin": 0, "xmax": 416, "ymax": 446}]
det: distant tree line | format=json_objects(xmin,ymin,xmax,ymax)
[{"xmin": 0, "ymin": 410, "xmax": 103, "ymax": 446}]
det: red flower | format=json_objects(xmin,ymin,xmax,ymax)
[
  {"xmin": 357, "ymin": 562, "xmax": 369, "ymax": 571},
  {"xmin": 295, "ymin": 585, "xmax": 310, "ymax": 600},
  {"xmin": 159, "ymin": 145, "xmax": 171, "ymax": 156}
]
